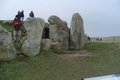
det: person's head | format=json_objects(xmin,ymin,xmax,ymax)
[{"xmin": 15, "ymin": 15, "xmax": 20, "ymax": 20}]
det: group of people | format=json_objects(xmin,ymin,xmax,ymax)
[
  {"xmin": 12, "ymin": 10, "xmax": 34, "ymax": 43},
  {"xmin": 17, "ymin": 10, "xmax": 24, "ymax": 21},
  {"xmin": 96, "ymin": 38, "xmax": 102, "ymax": 41}
]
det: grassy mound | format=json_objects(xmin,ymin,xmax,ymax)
[{"xmin": 0, "ymin": 20, "xmax": 13, "ymax": 32}]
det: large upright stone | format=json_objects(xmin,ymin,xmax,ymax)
[
  {"xmin": 0, "ymin": 26, "xmax": 16, "ymax": 60},
  {"xmin": 48, "ymin": 15, "xmax": 69, "ymax": 49},
  {"xmin": 41, "ymin": 39, "xmax": 51, "ymax": 50},
  {"xmin": 70, "ymin": 13, "xmax": 85, "ymax": 49},
  {"xmin": 22, "ymin": 17, "xmax": 45, "ymax": 56}
]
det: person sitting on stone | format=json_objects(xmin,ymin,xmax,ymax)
[
  {"xmin": 29, "ymin": 11, "xmax": 34, "ymax": 17},
  {"xmin": 12, "ymin": 15, "xmax": 23, "ymax": 43}
]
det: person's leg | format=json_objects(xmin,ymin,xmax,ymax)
[
  {"xmin": 15, "ymin": 31, "xmax": 21, "ymax": 43},
  {"xmin": 14, "ymin": 30, "xmax": 17, "ymax": 42},
  {"xmin": 15, "ymin": 31, "xmax": 18, "ymax": 42},
  {"xmin": 17, "ymin": 30, "xmax": 21, "ymax": 43},
  {"xmin": 11, "ymin": 30, "xmax": 16, "ymax": 44}
]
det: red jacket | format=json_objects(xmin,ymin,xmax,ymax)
[{"xmin": 12, "ymin": 19, "xmax": 22, "ymax": 31}]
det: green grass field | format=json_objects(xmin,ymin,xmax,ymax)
[
  {"xmin": 0, "ymin": 21, "xmax": 120, "ymax": 80},
  {"xmin": 0, "ymin": 42, "xmax": 120, "ymax": 80},
  {"xmin": 0, "ymin": 20, "xmax": 13, "ymax": 32}
]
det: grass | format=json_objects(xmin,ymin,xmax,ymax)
[
  {"xmin": 0, "ymin": 42, "xmax": 120, "ymax": 80},
  {"xmin": 0, "ymin": 20, "xmax": 13, "ymax": 32},
  {"xmin": 0, "ymin": 21, "xmax": 120, "ymax": 80}
]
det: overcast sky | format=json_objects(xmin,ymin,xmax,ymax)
[{"xmin": 0, "ymin": 0, "xmax": 120, "ymax": 37}]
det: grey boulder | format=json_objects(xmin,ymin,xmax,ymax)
[
  {"xmin": 0, "ymin": 26, "xmax": 16, "ymax": 60},
  {"xmin": 70, "ymin": 13, "xmax": 85, "ymax": 49},
  {"xmin": 48, "ymin": 15, "xmax": 69, "ymax": 49},
  {"xmin": 22, "ymin": 17, "xmax": 45, "ymax": 56}
]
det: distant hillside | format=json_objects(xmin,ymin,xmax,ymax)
[
  {"xmin": 90, "ymin": 36, "xmax": 120, "ymax": 43},
  {"xmin": 0, "ymin": 20, "xmax": 13, "ymax": 23},
  {"xmin": 89, "ymin": 36, "xmax": 120, "ymax": 43},
  {"xmin": 102, "ymin": 36, "xmax": 120, "ymax": 43},
  {"xmin": 0, "ymin": 20, "xmax": 13, "ymax": 32}
]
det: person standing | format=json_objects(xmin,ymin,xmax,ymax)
[
  {"xmin": 20, "ymin": 10, "xmax": 24, "ymax": 21},
  {"xmin": 12, "ymin": 15, "xmax": 23, "ymax": 43},
  {"xmin": 29, "ymin": 11, "xmax": 34, "ymax": 17},
  {"xmin": 87, "ymin": 36, "xmax": 91, "ymax": 42}
]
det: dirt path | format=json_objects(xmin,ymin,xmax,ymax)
[
  {"xmin": 55, "ymin": 50, "xmax": 93, "ymax": 63},
  {"xmin": 57, "ymin": 50, "xmax": 92, "ymax": 57}
]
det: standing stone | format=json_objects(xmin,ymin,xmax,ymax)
[
  {"xmin": 48, "ymin": 15, "xmax": 69, "ymax": 49},
  {"xmin": 0, "ymin": 26, "xmax": 16, "ymax": 60},
  {"xmin": 22, "ymin": 17, "xmax": 45, "ymax": 56},
  {"xmin": 41, "ymin": 39, "xmax": 51, "ymax": 50},
  {"xmin": 70, "ymin": 13, "xmax": 85, "ymax": 49}
]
